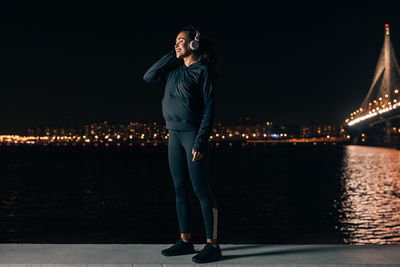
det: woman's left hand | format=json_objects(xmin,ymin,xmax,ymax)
[{"xmin": 192, "ymin": 148, "xmax": 205, "ymax": 162}]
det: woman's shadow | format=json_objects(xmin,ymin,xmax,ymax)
[{"xmin": 218, "ymin": 244, "xmax": 343, "ymax": 261}]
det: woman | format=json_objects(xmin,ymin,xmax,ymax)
[{"xmin": 143, "ymin": 25, "xmax": 222, "ymax": 263}]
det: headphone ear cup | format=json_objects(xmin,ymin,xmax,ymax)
[{"xmin": 190, "ymin": 40, "xmax": 199, "ymax": 51}]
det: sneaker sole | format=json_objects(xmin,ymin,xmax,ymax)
[
  {"xmin": 192, "ymin": 253, "xmax": 222, "ymax": 263},
  {"xmin": 161, "ymin": 249, "xmax": 198, "ymax": 256}
]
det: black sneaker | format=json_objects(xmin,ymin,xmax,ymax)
[
  {"xmin": 192, "ymin": 242, "xmax": 222, "ymax": 263},
  {"xmin": 161, "ymin": 237, "xmax": 197, "ymax": 256}
]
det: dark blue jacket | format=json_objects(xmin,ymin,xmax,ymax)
[{"xmin": 143, "ymin": 48, "xmax": 215, "ymax": 153}]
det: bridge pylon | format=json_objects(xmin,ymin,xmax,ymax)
[{"xmin": 344, "ymin": 24, "xmax": 400, "ymax": 146}]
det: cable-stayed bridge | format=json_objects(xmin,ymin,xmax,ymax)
[{"xmin": 344, "ymin": 24, "xmax": 400, "ymax": 146}]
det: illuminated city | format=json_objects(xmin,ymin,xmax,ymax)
[{"xmin": 0, "ymin": 120, "xmax": 350, "ymax": 146}]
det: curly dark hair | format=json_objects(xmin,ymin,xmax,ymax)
[{"xmin": 178, "ymin": 24, "xmax": 221, "ymax": 79}]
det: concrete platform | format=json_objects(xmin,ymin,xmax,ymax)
[{"xmin": 0, "ymin": 243, "xmax": 399, "ymax": 266}]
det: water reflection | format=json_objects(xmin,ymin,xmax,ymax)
[{"xmin": 338, "ymin": 145, "xmax": 400, "ymax": 244}]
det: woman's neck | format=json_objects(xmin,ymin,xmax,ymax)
[{"xmin": 183, "ymin": 55, "xmax": 198, "ymax": 67}]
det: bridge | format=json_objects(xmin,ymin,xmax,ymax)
[{"xmin": 344, "ymin": 24, "xmax": 400, "ymax": 146}]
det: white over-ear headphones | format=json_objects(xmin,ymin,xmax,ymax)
[{"xmin": 189, "ymin": 30, "xmax": 200, "ymax": 51}]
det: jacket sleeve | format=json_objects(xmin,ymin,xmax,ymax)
[
  {"xmin": 143, "ymin": 48, "xmax": 179, "ymax": 84},
  {"xmin": 192, "ymin": 67, "xmax": 215, "ymax": 153}
]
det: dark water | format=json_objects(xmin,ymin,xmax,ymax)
[{"xmin": 1, "ymin": 142, "xmax": 400, "ymax": 244}]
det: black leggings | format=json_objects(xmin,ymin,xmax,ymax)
[{"xmin": 168, "ymin": 129, "xmax": 218, "ymax": 240}]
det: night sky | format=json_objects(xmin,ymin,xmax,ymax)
[{"xmin": 2, "ymin": 3, "xmax": 400, "ymax": 134}]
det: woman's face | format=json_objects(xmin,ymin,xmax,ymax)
[{"xmin": 175, "ymin": 31, "xmax": 192, "ymax": 59}]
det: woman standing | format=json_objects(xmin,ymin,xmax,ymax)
[{"xmin": 143, "ymin": 25, "xmax": 221, "ymax": 263}]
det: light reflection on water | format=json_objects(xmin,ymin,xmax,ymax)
[{"xmin": 338, "ymin": 145, "xmax": 400, "ymax": 244}]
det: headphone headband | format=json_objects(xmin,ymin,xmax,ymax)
[{"xmin": 194, "ymin": 30, "xmax": 200, "ymax": 41}]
